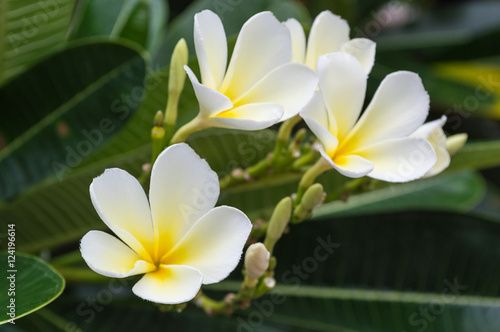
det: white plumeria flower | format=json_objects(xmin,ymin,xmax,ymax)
[
  {"xmin": 80, "ymin": 143, "xmax": 252, "ymax": 304},
  {"xmin": 301, "ymin": 53, "xmax": 437, "ymax": 182},
  {"xmin": 410, "ymin": 115, "xmax": 451, "ymax": 177},
  {"xmin": 184, "ymin": 10, "xmax": 318, "ymax": 130},
  {"xmin": 285, "ymin": 10, "xmax": 376, "ymax": 74}
]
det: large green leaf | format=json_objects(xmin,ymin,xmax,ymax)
[
  {"xmin": 0, "ymin": 40, "xmax": 146, "ymax": 202},
  {"xmin": 312, "ymin": 171, "xmax": 486, "ymax": 220},
  {"xmin": 153, "ymin": 0, "xmax": 310, "ymax": 68},
  {"xmin": 0, "ymin": 0, "xmax": 75, "ymax": 85},
  {"xmin": 70, "ymin": 0, "xmax": 168, "ymax": 51},
  {"xmin": 0, "ymin": 253, "xmax": 65, "ymax": 324}
]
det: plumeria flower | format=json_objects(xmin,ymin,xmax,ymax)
[
  {"xmin": 301, "ymin": 52, "xmax": 437, "ymax": 182},
  {"xmin": 285, "ymin": 10, "xmax": 376, "ymax": 74},
  {"xmin": 184, "ymin": 10, "xmax": 318, "ymax": 131},
  {"xmin": 410, "ymin": 116, "xmax": 450, "ymax": 177},
  {"xmin": 80, "ymin": 143, "xmax": 252, "ymax": 304}
]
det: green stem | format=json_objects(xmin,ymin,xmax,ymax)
[
  {"xmin": 170, "ymin": 115, "xmax": 206, "ymax": 145},
  {"xmin": 138, "ymin": 167, "xmax": 152, "ymax": 187},
  {"xmin": 164, "ymin": 93, "xmax": 180, "ymax": 144},
  {"xmin": 219, "ymin": 156, "xmax": 271, "ymax": 189},
  {"xmin": 272, "ymin": 115, "xmax": 302, "ymax": 159},
  {"xmin": 294, "ymin": 157, "xmax": 330, "ymax": 205}
]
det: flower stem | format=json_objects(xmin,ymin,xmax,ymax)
[
  {"xmin": 272, "ymin": 115, "xmax": 302, "ymax": 160},
  {"xmin": 294, "ymin": 157, "xmax": 331, "ymax": 205},
  {"xmin": 170, "ymin": 115, "xmax": 206, "ymax": 144},
  {"xmin": 219, "ymin": 156, "xmax": 272, "ymax": 189}
]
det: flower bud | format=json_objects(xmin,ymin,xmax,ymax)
[
  {"xmin": 292, "ymin": 183, "xmax": 324, "ymax": 223},
  {"xmin": 244, "ymin": 243, "xmax": 270, "ymax": 280},
  {"xmin": 264, "ymin": 197, "xmax": 292, "ymax": 253},
  {"xmin": 169, "ymin": 38, "xmax": 189, "ymax": 96},
  {"xmin": 446, "ymin": 133, "xmax": 468, "ymax": 156},
  {"xmin": 301, "ymin": 183, "xmax": 325, "ymax": 211},
  {"xmin": 165, "ymin": 38, "xmax": 189, "ymax": 143},
  {"xmin": 154, "ymin": 110, "xmax": 164, "ymax": 127}
]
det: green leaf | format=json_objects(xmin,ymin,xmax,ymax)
[
  {"xmin": 118, "ymin": 0, "xmax": 150, "ymax": 48},
  {"xmin": 312, "ymin": 171, "xmax": 486, "ymax": 220},
  {"xmin": 0, "ymin": 0, "xmax": 75, "ymax": 85},
  {"xmin": 446, "ymin": 140, "xmax": 500, "ymax": 173},
  {"xmin": 0, "ymin": 253, "xmax": 65, "ymax": 324},
  {"xmin": 70, "ymin": 0, "xmax": 168, "ymax": 51},
  {"xmin": 0, "ymin": 40, "xmax": 146, "ymax": 201},
  {"xmin": 153, "ymin": 0, "xmax": 310, "ymax": 68}
]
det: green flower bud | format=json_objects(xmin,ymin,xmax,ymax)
[
  {"xmin": 165, "ymin": 38, "xmax": 189, "ymax": 143},
  {"xmin": 293, "ymin": 183, "xmax": 324, "ymax": 223},
  {"xmin": 154, "ymin": 110, "xmax": 164, "ymax": 127},
  {"xmin": 264, "ymin": 197, "xmax": 292, "ymax": 253},
  {"xmin": 301, "ymin": 183, "xmax": 325, "ymax": 211},
  {"xmin": 168, "ymin": 38, "xmax": 188, "ymax": 96},
  {"xmin": 244, "ymin": 243, "xmax": 270, "ymax": 280},
  {"xmin": 446, "ymin": 133, "xmax": 468, "ymax": 156}
]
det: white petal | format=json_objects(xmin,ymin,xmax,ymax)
[
  {"xmin": 132, "ymin": 265, "xmax": 202, "ymax": 304},
  {"xmin": 320, "ymin": 148, "xmax": 374, "ymax": 178},
  {"xmin": 194, "ymin": 10, "xmax": 227, "ymax": 90},
  {"xmin": 411, "ymin": 116, "xmax": 446, "ymax": 140},
  {"xmin": 219, "ymin": 12, "xmax": 291, "ymax": 100},
  {"xmin": 316, "ymin": 53, "xmax": 366, "ymax": 141},
  {"xmin": 305, "ymin": 11, "xmax": 350, "ymax": 70},
  {"xmin": 341, "ymin": 38, "xmax": 376, "ymax": 74},
  {"xmin": 234, "ymin": 62, "xmax": 318, "ymax": 121},
  {"xmin": 149, "ymin": 143, "xmax": 220, "ymax": 258},
  {"xmin": 161, "ymin": 206, "xmax": 252, "ymax": 284},
  {"xmin": 284, "ymin": 18, "xmax": 306, "ymax": 63},
  {"xmin": 185, "ymin": 66, "xmax": 233, "ymax": 118},
  {"xmin": 80, "ymin": 231, "xmax": 156, "ymax": 278},
  {"xmin": 344, "ymin": 71, "xmax": 430, "ymax": 151},
  {"xmin": 411, "ymin": 116, "xmax": 450, "ymax": 177},
  {"xmin": 358, "ymin": 137, "xmax": 437, "ymax": 182},
  {"xmin": 301, "ymin": 91, "xmax": 339, "ymax": 153},
  {"xmin": 90, "ymin": 168, "xmax": 154, "ymax": 261},
  {"xmin": 210, "ymin": 103, "xmax": 284, "ymax": 130}
]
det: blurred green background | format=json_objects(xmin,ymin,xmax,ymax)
[{"xmin": 1, "ymin": 0, "xmax": 500, "ymax": 331}]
